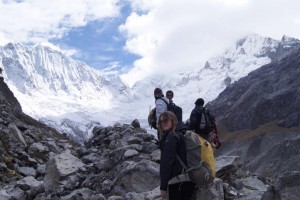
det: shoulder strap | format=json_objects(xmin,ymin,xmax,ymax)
[{"xmin": 160, "ymin": 98, "xmax": 169, "ymax": 106}]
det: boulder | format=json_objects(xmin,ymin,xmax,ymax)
[
  {"xmin": 16, "ymin": 176, "xmax": 44, "ymax": 196},
  {"xmin": 43, "ymin": 150, "xmax": 84, "ymax": 193},
  {"xmin": 115, "ymin": 160, "xmax": 160, "ymax": 194},
  {"xmin": 124, "ymin": 150, "xmax": 139, "ymax": 159}
]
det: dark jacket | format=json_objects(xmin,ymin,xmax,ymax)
[
  {"xmin": 160, "ymin": 130, "xmax": 187, "ymax": 191},
  {"xmin": 189, "ymin": 106, "xmax": 215, "ymax": 138}
]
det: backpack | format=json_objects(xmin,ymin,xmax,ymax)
[
  {"xmin": 174, "ymin": 131, "xmax": 216, "ymax": 187},
  {"xmin": 160, "ymin": 98, "xmax": 183, "ymax": 122},
  {"xmin": 148, "ymin": 108, "xmax": 157, "ymax": 129},
  {"xmin": 199, "ymin": 108, "xmax": 215, "ymax": 135}
]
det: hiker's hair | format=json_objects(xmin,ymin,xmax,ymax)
[
  {"xmin": 195, "ymin": 98, "xmax": 205, "ymax": 106},
  {"xmin": 166, "ymin": 90, "xmax": 173, "ymax": 95},
  {"xmin": 158, "ymin": 111, "xmax": 178, "ymax": 135},
  {"xmin": 154, "ymin": 87, "xmax": 163, "ymax": 98}
]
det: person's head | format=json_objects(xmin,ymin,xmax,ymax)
[
  {"xmin": 195, "ymin": 98, "xmax": 204, "ymax": 106},
  {"xmin": 158, "ymin": 111, "xmax": 178, "ymax": 134},
  {"xmin": 166, "ymin": 90, "xmax": 174, "ymax": 100},
  {"xmin": 154, "ymin": 88, "xmax": 163, "ymax": 99}
]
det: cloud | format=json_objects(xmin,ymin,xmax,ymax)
[
  {"xmin": 0, "ymin": 0, "xmax": 120, "ymax": 45},
  {"xmin": 120, "ymin": 0, "xmax": 300, "ymax": 87}
]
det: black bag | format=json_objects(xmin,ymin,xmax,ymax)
[
  {"xmin": 199, "ymin": 108, "xmax": 214, "ymax": 135},
  {"xmin": 148, "ymin": 108, "xmax": 157, "ymax": 129},
  {"xmin": 161, "ymin": 99, "xmax": 183, "ymax": 122}
]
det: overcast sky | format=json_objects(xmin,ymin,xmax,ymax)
[{"xmin": 0, "ymin": 0, "xmax": 300, "ymax": 86}]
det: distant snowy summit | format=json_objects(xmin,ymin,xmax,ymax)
[
  {"xmin": 0, "ymin": 42, "xmax": 131, "ymax": 115},
  {"xmin": 132, "ymin": 34, "xmax": 300, "ymax": 116}
]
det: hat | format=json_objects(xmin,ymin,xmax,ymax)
[{"xmin": 195, "ymin": 98, "xmax": 204, "ymax": 106}]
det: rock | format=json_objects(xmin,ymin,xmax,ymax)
[
  {"xmin": 125, "ymin": 186, "xmax": 161, "ymax": 200},
  {"xmin": 44, "ymin": 140, "xmax": 60, "ymax": 153},
  {"xmin": 16, "ymin": 176, "xmax": 44, "ymax": 196},
  {"xmin": 135, "ymin": 132, "xmax": 155, "ymax": 142},
  {"xmin": 233, "ymin": 179, "xmax": 244, "ymax": 190},
  {"xmin": 215, "ymin": 156, "xmax": 242, "ymax": 179},
  {"xmin": 8, "ymin": 123, "xmax": 27, "ymax": 147},
  {"xmin": 81, "ymin": 152, "xmax": 100, "ymax": 163},
  {"xmin": 124, "ymin": 149, "xmax": 139, "ymax": 158},
  {"xmin": 90, "ymin": 193, "xmax": 106, "ymax": 200},
  {"xmin": 142, "ymin": 142, "xmax": 158, "ymax": 154},
  {"xmin": 0, "ymin": 186, "xmax": 27, "ymax": 200},
  {"xmin": 108, "ymin": 196, "xmax": 123, "ymax": 200},
  {"xmin": 28, "ymin": 143, "xmax": 50, "ymax": 156},
  {"xmin": 235, "ymin": 176, "xmax": 268, "ymax": 200},
  {"xmin": 131, "ymin": 119, "xmax": 140, "ymax": 128},
  {"xmin": 18, "ymin": 166, "xmax": 37, "ymax": 177},
  {"xmin": 102, "ymin": 179, "xmax": 113, "ymax": 194},
  {"xmin": 36, "ymin": 164, "xmax": 46, "ymax": 177},
  {"xmin": 44, "ymin": 150, "xmax": 85, "ymax": 193},
  {"xmin": 114, "ymin": 160, "xmax": 160, "ymax": 194},
  {"xmin": 94, "ymin": 158, "xmax": 115, "ymax": 172},
  {"xmin": 150, "ymin": 149, "xmax": 161, "ymax": 162},
  {"xmin": 127, "ymin": 136, "xmax": 143, "ymax": 145},
  {"xmin": 92, "ymin": 125, "xmax": 106, "ymax": 136},
  {"xmin": 262, "ymin": 171, "xmax": 300, "ymax": 200},
  {"xmin": 60, "ymin": 188, "xmax": 93, "ymax": 200},
  {"xmin": 193, "ymin": 178, "xmax": 224, "ymax": 200}
]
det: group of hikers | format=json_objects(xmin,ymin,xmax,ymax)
[{"xmin": 148, "ymin": 88, "xmax": 221, "ymax": 200}]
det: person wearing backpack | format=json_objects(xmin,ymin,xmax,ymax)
[
  {"xmin": 189, "ymin": 98, "xmax": 215, "ymax": 140},
  {"xmin": 158, "ymin": 111, "xmax": 195, "ymax": 200},
  {"xmin": 154, "ymin": 88, "xmax": 169, "ymax": 139},
  {"xmin": 166, "ymin": 90, "xmax": 174, "ymax": 103}
]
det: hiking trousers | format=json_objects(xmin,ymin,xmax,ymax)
[{"xmin": 168, "ymin": 182, "xmax": 195, "ymax": 200}]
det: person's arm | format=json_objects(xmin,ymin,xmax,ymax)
[{"xmin": 160, "ymin": 133, "xmax": 178, "ymax": 191}]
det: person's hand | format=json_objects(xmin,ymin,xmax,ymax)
[{"xmin": 160, "ymin": 190, "xmax": 167, "ymax": 199}]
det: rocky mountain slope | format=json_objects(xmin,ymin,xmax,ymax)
[
  {"xmin": 207, "ymin": 48, "xmax": 300, "ymax": 199},
  {"xmin": 207, "ymin": 48, "xmax": 300, "ymax": 132}
]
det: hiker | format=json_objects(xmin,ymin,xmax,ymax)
[
  {"xmin": 158, "ymin": 111, "xmax": 195, "ymax": 200},
  {"xmin": 154, "ymin": 88, "xmax": 169, "ymax": 139},
  {"xmin": 189, "ymin": 98, "xmax": 221, "ymax": 149},
  {"xmin": 166, "ymin": 90, "xmax": 174, "ymax": 103},
  {"xmin": 189, "ymin": 98, "xmax": 215, "ymax": 140}
]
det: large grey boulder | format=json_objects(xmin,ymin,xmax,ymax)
[
  {"xmin": 43, "ymin": 150, "xmax": 84, "ymax": 193},
  {"xmin": 114, "ymin": 160, "xmax": 160, "ymax": 194}
]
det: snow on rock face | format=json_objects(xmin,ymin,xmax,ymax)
[{"xmin": 0, "ymin": 43, "xmax": 131, "ymax": 140}]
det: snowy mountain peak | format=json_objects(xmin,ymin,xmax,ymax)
[{"xmin": 0, "ymin": 42, "xmax": 132, "ymax": 140}]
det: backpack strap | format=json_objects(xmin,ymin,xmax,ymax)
[{"xmin": 159, "ymin": 98, "xmax": 169, "ymax": 106}]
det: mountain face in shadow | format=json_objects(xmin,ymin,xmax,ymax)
[{"xmin": 207, "ymin": 48, "xmax": 300, "ymax": 132}]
